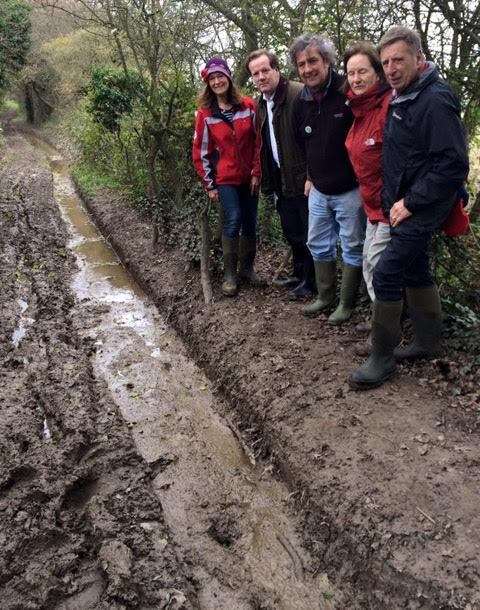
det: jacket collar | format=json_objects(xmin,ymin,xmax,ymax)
[
  {"xmin": 272, "ymin": 75, "xmax": 288, "ymax": 105},
  {"xmin": 346, "ymin": 81, "xmax": 391, "ymax": 117},
  {"xmin": 211, "ymin": 98, "xmax": 244, "ymax": 119},
  {"xmin": 391, "ymin": 61, "xmax": 438, "ymax": 105}
]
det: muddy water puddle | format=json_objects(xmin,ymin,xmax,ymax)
[{"xmin": 32, "ymin": 135, "xmax": 336, "ymax": 609}]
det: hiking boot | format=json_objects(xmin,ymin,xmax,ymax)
[
  {"xmin": 348, "ymin": 300, "xmax": 403, "ymax": 390},
  {"xmin": 394, "ymin": 286, "xmax": 443, "ymax": 361},
  {"xmin": 303, "ymin": 260, "xmax": 336, "ymax": 317},
  {"xmin": 221, "ymin": 236, "xmax": 238, "ymax": 297},
  {"xmin": 328, "ymin": 264, "xmax": 363, "ymax": 325},
  {"xmin": 238, "ymin": 236, "xmax": 266, "ymax": 287}
]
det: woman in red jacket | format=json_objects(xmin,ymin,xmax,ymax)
[
  {"xmin": 344, "ymin": 42, "xmax": 392, "ymax": 307},
  {"xmin": 192, "ymin": 57, "xmax": 262, "ymax": 297}
]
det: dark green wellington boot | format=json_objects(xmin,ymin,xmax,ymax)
[
  {"xmin": 303, "ymin": 260, "xmax": 336, "ymax": 317},
  {"xmin": 328, "ymin": 264, "xmax": 363, "ymax": 325},
  {"xmin": 394, "ymin": 285, "xmax": 442, "ymax": 361},
  {"xmin": 221, "ymin": 236, "xmax": 239, "ymax": 297},
  {"xmin": 348, "ymin": 300, "xmax": 403, "ymax": 390},
  {"xmin": 238, "ymin": 236, "xmax": 266, "ymax": 287}
]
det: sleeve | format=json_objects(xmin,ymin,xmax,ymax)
[
  {"xmin": 251, "ymin": 101, "xmax": 262, "ymax": 179},
  {"xmin": 404, "ymin": 92, "xmax": 469, "ymax": 213},
  {"xmin": 192, "ymin": 109, "xmax": 216, "ymax": 191}
]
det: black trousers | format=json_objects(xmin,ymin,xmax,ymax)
[
  {"xmin": 373, "ymin": 195, "xmax": 456, "ymax": 302},
  {"xmin": 276, "ymin": 193, "xmax": 314, "ymax": 287},
  {"xmin": 372, "ymin": 226, "xmax": 434, "ymax": 302}
]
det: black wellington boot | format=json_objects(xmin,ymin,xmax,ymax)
[
  {"xmin": 348, "ymin": 300, "xmax": 403, "ymax": 390},
  {"xmin": 238, "ymin": 236, "xmax": 266, "ymax": 287},
  {"xmin": 394, "ymin": 286, "xmax": 443, "ymax": 361}
]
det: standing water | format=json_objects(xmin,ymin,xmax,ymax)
[{"xmin": 30, "ymin": 134, "xmax": 337, "ymax": 609}]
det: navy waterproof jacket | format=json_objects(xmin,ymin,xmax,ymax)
[{"xmin": 382, "ymin": 63, "xmax": 469, "ymax": 233}]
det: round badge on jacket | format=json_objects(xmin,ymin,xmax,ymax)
[{"xmin": 305, "ymin": 125, "xmax": 312, "ymax": 134}]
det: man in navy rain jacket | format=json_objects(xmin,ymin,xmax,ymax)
[{"xmin": 349, "ymin": 25, "xmax": 469, "ymax": 390}]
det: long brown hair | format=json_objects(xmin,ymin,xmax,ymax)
[{"xmin": 198, "ymin": 77, "xmax": 243, "ymax": 109}]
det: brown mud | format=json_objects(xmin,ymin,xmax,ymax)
[
  {"xmin": 1, "ymin": 128, "xmax": 479, "ymax": 609},
  {"xmin": 0, "ymin": 133, "xmax": 196, "ymax": 609},
  {"xmin": 72, "ymin": 159, "xmax": 480, "ymax": 606},
  {"xmin": 1, "ymin": 130, "xmax": 345, "ymax": 609}
]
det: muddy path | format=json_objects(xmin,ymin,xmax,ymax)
[
  {"xmin": 1, "ymin": 131, "xmax": 343, "ymax": 609},
  {"xmin": 2, "ymin": 128, "xmax": 479, "ymax": 609},
  {"xmin": 0, "ymin": 134, "xmax": 195, "ymax": 609},
  {"xmin": 59, "ymin": 146, "xmax": 480, "ymax": 606}
]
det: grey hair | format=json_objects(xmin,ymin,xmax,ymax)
[
  {"xmin": 378, "ymin": 26, "xmax": 422, "ymax": 55},
  {"xmin": 289, "ymin": 33, "xmax": 337, "ymax": 67}
]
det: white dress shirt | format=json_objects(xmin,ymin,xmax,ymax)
[{"xmin": 264, "ymin": 92, "xmax": 280, "ymax": 168}]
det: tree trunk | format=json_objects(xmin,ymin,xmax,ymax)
[
  {"xmin": 147, "ymin": 135, "xmax": 167, "ymax": 246},
  {"xmin": 23, "ymin": 82, "xmax": 53, "ymax": 126},
  {"xmin": 199, "ymin": 205, "xmax": 213, "ymax": 305}
]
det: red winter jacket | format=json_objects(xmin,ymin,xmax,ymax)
[
  {"xmin": 192, "ymin": 96, "xmax": 261, "ymax": 191},
  {"xmin": 345, "ymin": 83, "xmax": 391, "ymax": 223}
]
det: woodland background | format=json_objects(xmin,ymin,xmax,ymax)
[{"xmin": 1, "ymin": 0, "xmax": 479, "ymax": 335}]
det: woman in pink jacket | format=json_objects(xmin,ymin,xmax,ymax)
[{"xmin": 193, "ymin": 57, "xmax": 262, "ymax": 297}]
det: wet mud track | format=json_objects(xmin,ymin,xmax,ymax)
[
  {"xmin": 1, "ymin": 132, "xmax": 340, "ymax": 608},
  {"xmin": 0, "ymin": 135, "xmax": 194, "ymax": 609},
  {"xmin": 68, "ymin": 152, "xmax": 480, "ymax": 605},
  {"xmin": 2, "ymin": 130, "xmax": 479, "ymax": 609}
]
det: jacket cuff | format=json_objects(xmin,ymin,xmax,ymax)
[{"xmin": 404, "ymin": 195, "xmax": 415, "ymax": 213}]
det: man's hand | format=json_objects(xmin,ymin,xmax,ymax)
[
  {"xmin": 208, "ymin": 189, "xmax": 219, "ymax": 202},
  {"xmin": 304, "ymin": 179, "xmax": 313, "ymax": 197},
  {"xmin": 390, "ymin": 198, "xmax": 412, "ymax": 227},
  {"xmin": 250, "ymin": 175, "xmax": 260, "ymax": 195}
]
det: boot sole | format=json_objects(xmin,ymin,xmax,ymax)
[
  {"xmin": 394, "ymin": 351, "xmax": 442, "ymax": 362},
  {"xmin": 348, "ymin": 368, "xmax": 396, "ymax": 391},
  {"xmin": 303, "ymin": 303, "xmax": 335, "ymax": 317},
  {"xmin": 327, "ymin": 315, "xmax": 353, "ymax": 326}
]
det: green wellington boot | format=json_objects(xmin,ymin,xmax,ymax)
[
  {"xmin": 221, "ymin": 236, "xmax": 239, "ymax": 297},
  {"xmin": 328, "ymin": 264, "xmax": 363, "ymax": 325},
  {"xmin": 394, "ymin": 285, "xmax": 443, "ymax": 360},
  {"xmin": 303, "ymin": 260, "xmax": 336, "ymax": 317},
  {"xmin": 238, "ymin": 236, "xmax": 266, "ymax": 287},
  {"xmin": 348, "ymin": 299, "xmax": 403, "ymax": 390}
]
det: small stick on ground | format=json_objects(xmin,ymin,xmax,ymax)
[
  {"xmin": 416, "ymin": 506, "xmax": 436, "ymax": 525},
  {"xmin": 276, "ymin": 533, "xmax": 304, "ymax": 580},
  {"xmin": 199, "ymin": 203, "xmax": 213, "ymax": 305}
]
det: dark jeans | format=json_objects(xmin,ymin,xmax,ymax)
[
  {"xmin": 373, "ymin": 225, "xmax": 434, "ymax": 302},
  {"xmin": 218, "ymin": 184, "xmax": 258, "ymax": 239},
  {"xmin": 276, "ymin": 193, "xmax": 314, "ymax": 285}
]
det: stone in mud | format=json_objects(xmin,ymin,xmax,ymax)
[{"xmin": 99, "ymin": 539, "xmax": 133, "ymax": 584}]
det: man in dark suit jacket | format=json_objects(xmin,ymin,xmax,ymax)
[{"xmin": 246, "ymin": 49, "xmax": 315, "ymax": 300}]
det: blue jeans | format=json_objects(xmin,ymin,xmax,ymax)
[
  {"xmin": 307, "ymin": 186, "xmax": 365, "ymax": 266},
  {"xmin": 218, "ymin": 184, "xmax": 258, "ymax": 239}
]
